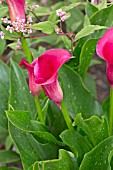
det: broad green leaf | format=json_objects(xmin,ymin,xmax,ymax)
[
  {"xmin": 0, "ymin": 150, "xmax": 20, "ymax": 164},
  {"xmin": 6, "ymin": 110, "xmax": 63, "ymax": 145},
  {"xmin": 9, "ymin": 123, "xmax": 59, "ymax": 170},
  {"xmin": 73, "ymin": 113, "xmax": 109, "ymax": 146},
  {"xmin": 79, "ymin": 136, "xmax": 113, "ymax": 170},
  {"xmin": 84, "ymin": 73, "xmax": 97, "ymax": 98},
  {"xmin": 85, "ymin": 1, "xmax": 98, "ymax": 18},
  {"xmin": 59, "ymin": 65, "xmax": 103, "ymax": 119},
  {"xmin": 29, "ymin": 149, "xmax": 76, "ymax": 170},
  {"xmin": 0, "ymin": 60, "xmax": 9, "ymax": 129},
  {"xmin": 74, "ymin": 25, "xmax": 107, "ymax": 42},
  {"xmin": 29, "ymin": 21, "xmax": 55, "ymax": 34},
  {"xmin": 42, "ymin": 149, "xmax": 76, "ymax": 170},
  {"xmin": 0, "ymin": 38, "xmax": 6, "ymax": 55},
  {"xmin": 60, "ymin": 130, "xmax": 92, "ymax": 166},
  {"xmin": 77, "ymin": 39, "xmax": 97, "ymax": 79},
  {"xmin": 9, "ymin": 60, "xmax": 36, "ymax": 119},
  {"xmin": 90, "ymin": 5, "xmax": 113, "ymax": 27}
]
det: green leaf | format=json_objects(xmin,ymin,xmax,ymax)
[
  {"xmin": 85, "ymin": 1, "xmax": 98, "ymax": 18},
  {"xmin": 97, "ymin": 0, "xmax": 107, "ymax": 10},
  {"xmin": 9, "ymin": 60, "xmax": 36, "ymax": 119},
  {"xmin": 46, "ymin": 101, "xmax": 67, "ymax": 140},
  {"xmin": 29, "ymin": 149, "xmax": 76, "ymax": 170},
  {"xmin": 73, "ymin": 113, "xmax": 109, "ymax": 146},
  {"xmin": 0, "ymin": 7, "xmax": 8, "ymax": 18},
  {"xmin": 0, "ymin": 60, "xmax": 9, "ymax": 129},
  {"xmin": 59, "ymin": 65, "xmax": 103, "ymax": 119},
  {"xmin": 6, "ymin": 110, "xmax": 63, "ymax": 145},
  {"xmin": 7, "ymin": 42, "xmax": 17, "ymax": 50},
  {"xmin": 84, "ymin": 15, "xmax": 91, "ymax": 27},
  {"xmin": 84, "ymin": 73, "xmax": 97, "ymax": 98},
  {"xmin": 9, "ymin": 122, "xmax": 59, "ymax": 170},
  {"xmin": 60, "ymin": 130, "xmax": 92, "ymax": 166},
  {"xmin": 0, "ymin": 150, "xmax": 20, "ymax": 164},
  {"xmin": 90, "ymin": 5, "xmax": 113, "ymax": 27},
  {"xmin": 29, "ymin": 21, "xmax": 55, "ymax": 34},
  {"xmin": 62, "ymin": 36, "xmax": 71, "ymax": 50},
  {"xmin": 79, "ymin": 136, "xmax": 113, "ymax": 170},
  {"xmin": 0, "ymin": 38, "xmax": 6, "ymax": 55},
  {"xmin": 77, "ymin": 39, "xmax": 98, "ymax": 79},
  {"xmin": 74, "ymin": 25, "xmax": 107, "ymax": 42}
]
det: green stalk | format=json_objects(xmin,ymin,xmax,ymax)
[
  {"xmin": 21, "ymin": 38, "xmax": 33, "ymax": 63},
  {"xmin": 61, "ymin": 101, "xmax": 74, "ymax": 130},
  {"xmin": 109, "ymin": 86, "xmax": 113, "ymax": 135},
  {"xmin": 34, "ymin": 96, "xmax": 45, "ymax": 125}
]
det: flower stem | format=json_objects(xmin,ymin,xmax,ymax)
[
  {"xmin": 109, "ymin": 86, "xmax": 113, "ymax": 135},
  {"xmin": 34, "ymin": 96, "xmax": 45, "ymax": 125},
  {"xmin": 61, "ymin": 101, "xmax": 74, "ymax": 130},
  {"xmin": 20, "ymin": 38, "xmax": 33, "ymax": 63}
]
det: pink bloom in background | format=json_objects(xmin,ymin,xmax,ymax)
[
  {"xmin": 96, "ymin": 27, "xmax": 113, "ymax": 86},
  {"xmin": 6, "ymin": 0, "xmax": 25, "ymax": 21},
  {"xmin": 19, "ymin": 49, "xmax": 72, "ymax": 107}
]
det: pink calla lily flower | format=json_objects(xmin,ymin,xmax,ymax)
[
  {"xmin": 96, "ymin": 28, "xmax": 113, "ymax": 86},
  {"xmin": 19, "ymin": 49, "xmax": 72, "ymax": 107},
  {"xmin": 6, "ymin": 0, "xmax": 25, "ymax": 21}
]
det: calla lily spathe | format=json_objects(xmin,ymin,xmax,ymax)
[
  {"xmin": 6, "ymin": 0, "xmax": 25, "ymax": 21},
  {"xmin": 96, "ymin": 28, "xmax": 113, "ymax": 86},
  {"xmin": 19, "ymin": 49, "xmax": 72, "ymax": 106}
]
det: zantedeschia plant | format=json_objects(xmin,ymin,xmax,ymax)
[
  {"xmin": 1, "ymin": 0, "xmax": 113, "ymax": 170},
  {"xmin": 19, "ymin": 49, "xmax": 72, "ymax": 107}
]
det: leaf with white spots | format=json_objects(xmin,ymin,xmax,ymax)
[
  {"xmin": 60, "ymin": 130, "xmax": 92, "ymax": 167},
  {"xmin": 79, "ymin": 136, "xmax": 113, "ymax": 170},
  {"xmin": 9, "ymin": 60, "xmax": 36, "ymax": 119},
  {"xmin": 73, "ymin": 113, "xmax": 109, "ymax": 146},
  {"xmin": 74, "ymin": 25, "xmax": 107, "ymax": 42},
  {"xmin": 0, "ymin": 60, "xmax": 9, "ymax": 129},
  {"xmin": 59, "ymin": 65, "xmax": 103, "ymax": 119},
  {"xmin": 90, "ymin": 4, "xmax": 113, "ymax": 27},
  {"xmin": 28, "ymin": 149, "xmax": 76, "ymax": 170},
  {"xmin": 9, "ymin": 122, "xmax": 59, "ymax": 170}
]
